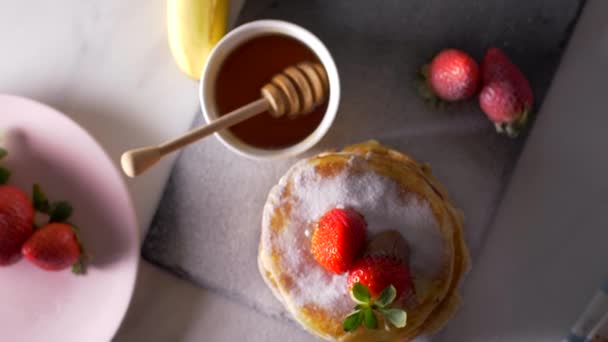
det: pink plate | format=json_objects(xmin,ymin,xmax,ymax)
[{"xmin": 0, "ymin": 95, "xmax": 139, "ymax": 342}]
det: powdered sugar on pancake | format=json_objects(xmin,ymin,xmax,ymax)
[{"xmin": 262, "ymin": 154, "xmax": 446, "ymax": 314}]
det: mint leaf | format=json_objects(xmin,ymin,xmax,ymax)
[
  {"xmin": 343, "ymin": 311, "xmax": 363, "ymax": 332},
  {"xmin": 32, "ymin": 184, "xmax": 50, "ymax": 213},
  {"xmin": 363, "ymin": 308, "xmax": 377, "ymax": 329},
  {"xmin": 351, "ymin": 282, "xmax": 371, "ymax": 304},
  {"xmin": 0, "ymin": 148, "xmax": 7, "ymax": 160},
  {"xmin": 380, "ymin": 308, "xmax": 407, "ymax": 328},
  {"xmin": 0, "ymin": 167, "xmax": 10, "ymax": 184},
  {"xmin": 49, "ymin": 201, "xmax": 73, "ymax": 222},
  {"xmin": 375, "ymin": 285, "xmax": 397, "ymax": 308}
]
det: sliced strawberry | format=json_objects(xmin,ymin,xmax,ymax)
[
  {"xmin": 22, "ymin": 223, "xmax": 82, "ymax": 272},
  {"xmin": 311, "ymin": 208, "xmax": 367, "ymax": 274},
  {"xmin": 0, "ymin": 185, "xmax": 35, "ymax": 265}
]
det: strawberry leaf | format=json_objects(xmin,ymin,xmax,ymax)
[
  {"xmin": 49, "ymin": 201, "xmax": 73, "ymax": 222},
  {"xmin": 343, "ymin": 311, "xmax": 363, "ymax": 332},
  {"xmin": 0, "ymin": 148, "xmax": 7, "ymax": 160},
  {"xmin": 416, "ymin": 64, "xmax": 445, "ymax": 108},
  {"xmin": 0, "ymin": 167, "xmax": 10, "ymax": 185},
  {"xmin": 70, "ymin": 224, "xmax": 83, "ymax": 245},
  {"xmin": 495, "ymin": 109, "xmax": 533, "ymax": 138},
  {"xmin": 351, "ymin": 282, "xmax": 371, "ymax": 304},
  {"xmin": 380, "ymin": 308, "xmax": 407, "ymax": 329},
  {"xmin": 69, "ymin": 224, "xmax": 87, "ymax": 275},
  {"xmin": 363, "ymin": 308, "xmax": 378, "ymax": 329},
  {"xmin": 71, "ymin": 224, "xmax": 80, "ymax": 232},
  {"xmin": 416, "ymin": 65, "xmax": 434, "ymax": 100},
  {"xmin": 32, "ymin": 184, "xmax": 50, "ymax": 213},
  {"xmin": 72, "ymin": 259, "xmax": 86, "ymax": 275},
  {"xmin": 375, "ymin": 285, "xmax": 397, "ymax": 308}
]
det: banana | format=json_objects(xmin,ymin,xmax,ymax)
[{"xmin": 167, "ymin": 0, "xmax": 229, "ymax": 79}]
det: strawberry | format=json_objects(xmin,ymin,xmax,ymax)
[
  {"xmin": 311, "ymin": 208, "xmax": 367, "ymax": 274},
  {"xmin": 420, "ymin": 49, "xmax": 480, "ymax": 102},
  {"xmin": 22, "ymin": 223, "xmax": 83, "ymax": 273},
  {"xmin": 479, "ymin": 47, "xmax": 534, "ymax": 137},
  {"xmin": 347, "ymin": 255, "xmax": 413, "ymax": 299},
  {"xmin": 343, "ymin": 256, "xmax": 412, "ymax": 332},
  {"xmin": 0, "ymin": 185, "xmax": 35, "ymax": 265}
]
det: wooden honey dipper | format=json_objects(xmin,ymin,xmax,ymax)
[{"xmin": 121, "ymin": 61, "xmax": 329, "ymax": 177}]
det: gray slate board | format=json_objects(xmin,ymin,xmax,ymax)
[{"xmin": 142, "ymin": 0, "xmax": 583, "ymax": 338}]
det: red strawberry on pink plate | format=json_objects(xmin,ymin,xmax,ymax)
[
  {"xmin": 0, "ymin": 185, "xmax": 35, "ymax": 265},
  {"xmin": 0, "ymin": 95, "xmax": 139, "ymax": 342},
  {"xmin": 22, "ymin": 222, "xmax": 84, "ymax": 273}
]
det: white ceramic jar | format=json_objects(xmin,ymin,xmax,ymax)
[{"xmin": 199, "ymin": 20, "xmax": 340, "ymax": 159}]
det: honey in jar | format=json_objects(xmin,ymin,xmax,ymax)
[{"xmin": 214, "ymin": 34, "xmax": 327, "ymax": 149}]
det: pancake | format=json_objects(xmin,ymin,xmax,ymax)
[{"xmin": 258, "ymin": 141, "xmax": 470, "ymax": 341}]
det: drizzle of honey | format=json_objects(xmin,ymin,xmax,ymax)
[{"xmin": 214, "ymin": 35, "xmax": 327, "ymax": 149}]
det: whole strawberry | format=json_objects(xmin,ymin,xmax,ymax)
[
  {"xmin": 343, "ymin": 255, "xmax": 412, "ymax": 332},
  {"xmin": 0, "ymin": 185, "xmax": 35, "ymax": 265},
  {"xmin": 311, "ymin": 208, "xmax": 367, "ymax": 274},
  {"xmin": 22, "ymin": 223, "xmax": 83, "ymax": 273},
  {"xmin": 479, "ymin": 47, "xmax": 534, "ymax": 137},
  {"xmin": 421, "ymin": 49, "xmax": 480, "ymax": 102},
  {"xmin": 347, "ymin": 255, "xmax": 413, "ymax": 299}
]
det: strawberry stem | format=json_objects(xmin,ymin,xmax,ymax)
[
  {"xmin": 32, "ymin": 184, "xmax": 50, "ymax": 213},
  {"xmin": 70, "ymin": 223, "xmax": 87, "ymax": 275},
  {"xmin": 495, "ymin": 108, "xmax": 533, "ymax": 138},
  {"xmin": 48, "ymin": 201, "xmax": 73, "ymax": 223},
  {"xmin": 0, "ymin": 167, "xmax": 10, "ymax": 185},
  {"xmin": 72, "ymin": 258, "xmax": 86, "ymax": 275},
  {"xmin": 416, "ymin": 64, "xmax": 448, "ymax": 108},
  {"xmin": 0, "ymin": 148, "xmax": 9, "ymax": 184}
]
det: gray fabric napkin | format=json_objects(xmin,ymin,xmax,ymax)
[{"xmin": 142, "ymin": 0, "xmax": 583, "ymax": 333}]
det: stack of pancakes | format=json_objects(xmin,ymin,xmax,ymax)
[{"xmin": 258, "ymin": 141, "xmax": 470, "ymax": 341}]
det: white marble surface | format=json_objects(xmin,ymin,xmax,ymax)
[
  {"xmin": 0, "ymin": 1, "xmax": 293, "ymax": 341},
  {"xmin": 0, "ymin": 0, "xmax": 200, "ymax": 232},
  {"xmin": 1, "ymin": 0, "xmax": 602, "ymax": 341}
]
